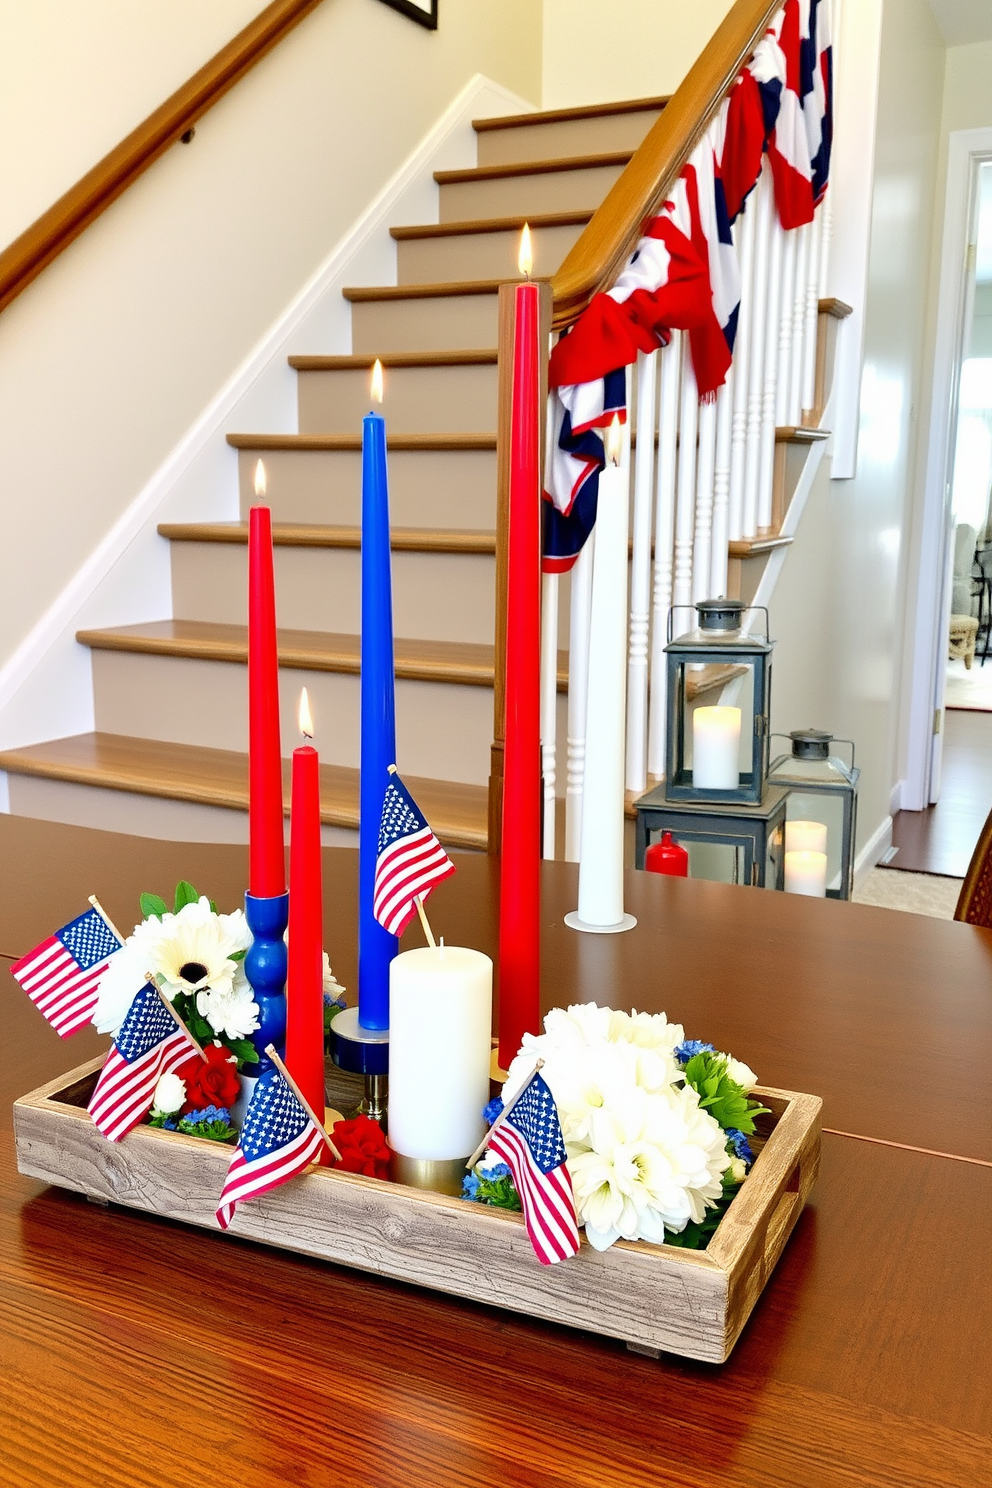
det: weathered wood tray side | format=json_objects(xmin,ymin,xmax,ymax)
[{"xmin": 14, "ymin": 1060, "xmax": 821, "ymax": 1364}]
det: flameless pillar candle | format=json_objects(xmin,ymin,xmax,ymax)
[
  {"xmin": 359, "ymin": 360, "xmax": 398, "ymax": 1032},
  {"xmin": 692, "ymin": 706, "xmax": 742, "ymax": 791},
  {"xmin": 498, "ymin": 231, "xmax": 541, "ymax": 1068},
  {"xmin": 284, "ymin": 689, "xmax": 328, "ymax": 1155},
  {"xmin": 571, "ymin": 414, "xmax": 636, "ymax": 932},
  {"xmin": 247, "ymin": 468, "xmax": 285, "ymax": 896},
  {"xmin": 388, "ymin": 945, "xmax": 492, "ymax": 1160},
  {"xmin": 784, "ymin": 849, "xmax": 828, "ymax": 897},
  {"xmin": 785, "ymin": 819, "xmax": 828, "ymax": 857}
]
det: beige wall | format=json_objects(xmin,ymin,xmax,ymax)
[
  {"xmin": 940, "ymin": 39, "xmax": 992, "ymax": 135},
  {"xmin": 768, "ymin": 0, "xmax": 946, "ymax": 856},
  {"xmin": 541, "ymin": 0, "xmax": 733, "ymax": 109},
  {"xmin": 0, "ymin": 0, "xmax": 540, "ymax": 679},
  {"xmin": 0, "ymin": 0, "xmax": 266, "ymax": 248}
]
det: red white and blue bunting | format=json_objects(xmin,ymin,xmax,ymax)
[{"xmin": 542, "ymin": 0, "xmax": 833, "ymax": 573}]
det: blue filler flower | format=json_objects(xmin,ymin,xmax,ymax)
[
  {"xmin": 725, "ymin": 1128, "xmax": 754, "ymax": 1166},
  {"xmin": 461, "ymin": 1172, "xmax": 481, "ymax": 1201},
  {"xmin": 675, "ymin": 1039, "xmax": 716, "ymax": 1066},
  {"xmin": 482, "ymin": 1096, "xmax": 504, "ymax": 1126},
  {"xmin": 479, "ymin": 1161, "xmax": 511, "ymax": 1181}
]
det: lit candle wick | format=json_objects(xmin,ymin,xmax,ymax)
[
  {"xmin": 253, "ymin": 458, "xmax": 267, "ymax": 499},
  {"xmin": 517, "ymin": 223, "xmax": 533, "ymax": 279},
  {"xmin": 370, "ymin": 358, "xmax": 384, "ymax": 406},
  {"xmin": 298, "ymin": 686, "xmax": 314, "ymax": 741},
  {"xmin": 605, "ymin": 414, "xmax": 622, "ymax": 467}
]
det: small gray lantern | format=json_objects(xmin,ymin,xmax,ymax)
[
  {"xmin": 665, "ymin": 599, "xmax": 774, "ymax": 806},
  {"xmin": 768, "ymin": 729, "xmax": 860, "ymax": 899}
]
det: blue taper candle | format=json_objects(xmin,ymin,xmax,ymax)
[{"xmin": 359, "ymin": 377, "xmax": 398, "ymax": 1029}]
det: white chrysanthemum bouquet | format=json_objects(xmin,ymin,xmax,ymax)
[{"xmin": 499, "ymin": 1003, "xmax": 768, "ymax": 1252}]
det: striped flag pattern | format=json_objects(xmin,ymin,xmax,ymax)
[
  {"xmin": 373, "ymin": 774, "xmax": 456, "ymax": 937},
  {"xmin": 489, "ymin": 1072, "xmax": 580, "ymax": 1266},
  {"xmin": 10, "ymin": 906, "xmax": 122, "ymax": 1037},
  {"xmin": 216, "ymin": 1066, "xmax": 325, "ymax": 1231},
  {"xmin": 88, "ymin": 983, "xmax": 194, "ymax": 1141}
]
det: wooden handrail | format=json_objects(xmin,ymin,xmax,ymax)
[
  {"xmin": 0, "ymin": 0, "xmax": 325, "ymax": 314},
  {"xmin": 550, "ymin": 0, "xmax": 781, "ymax": 330}
]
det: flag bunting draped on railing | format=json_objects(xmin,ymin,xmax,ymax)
[{"xmin": 542, "ymin": 0, "xmax": 832, "ymax": 573}]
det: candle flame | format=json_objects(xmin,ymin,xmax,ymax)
[
  {"xmin": 298, "ymin": 687, "xmax": 314, "ymax": 739},
  {"xmin": 253, "ymin": 458, "xmax": 267, "ymax": 499},
  {"xmin": 605, "ymin": 414, "xmax": 622, "ymax": 466},
  {"xmin": 518, "ymin": 223, "xmax": 533, "ymax": 278},
  {"xmin": 370, "ymin": 358, "xmax": 384, "ymax": 404}
]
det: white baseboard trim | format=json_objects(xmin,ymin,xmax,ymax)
[
  {"xmin": 0, "ymin": 72, "xmax": 531, "ymax": 753},
  {"xmin": 889, "ymin": 779, "xmax": 905, "ymax": 816},
  {"xmin": 853, "ymin": 814, "xmax": 893, "ymax": 888}
]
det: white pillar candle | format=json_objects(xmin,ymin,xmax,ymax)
[
  {"xmin": 784, "ymin": 850, "xmax": 828, "ymax": 897},
  {"xmin": 387, "ymin": 945, "xmax": 492, "ymax": 1161},
  {"xmin": 785, "ymin": 819, "xmax": 828, "ymax": 857},
  {"xmin": 692, "ymin": 706, "xmax": 741, "ymax": 790},
  {"xmin": 575, "ymin": 416, "xmax": 631, "ymax": 929}
]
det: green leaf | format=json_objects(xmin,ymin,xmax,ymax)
[
  {"xmin": 209, "ymin": 900, "xmax": 218, "ymax": 914},
  {"xmin": 227, "ymin": 1038, "xmax": 259, "ymax": 1068},
  {"xmin": 173, "ymin": 880, "xmax": 199, "ymax": 913},
  {"xmin": 139, "ymin": 892, "xmax": 168, "ymax": 921},
  {"xmin": 229, "ymin": 949, "xmax": 247, "ymax": 962}
]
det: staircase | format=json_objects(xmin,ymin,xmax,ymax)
[{"xmin": 0, "ymin": 95, "xmax": 673, "ymax": 851}]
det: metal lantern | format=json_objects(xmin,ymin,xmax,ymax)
[
  {"xmin": 664, "ymin": 599, "xmax": 774, "ymax": 806},
  {"xmin": 634, "ymin": 782, "xmax": 788, "ymax": 889},
  {"xmin": 768, "ymin": 729, "xmax": 860, "ymax": 900}
]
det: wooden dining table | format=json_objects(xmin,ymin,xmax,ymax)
[{"xmin": 2, "ymin": 814, "xmax": 990, "ymax": 1487}]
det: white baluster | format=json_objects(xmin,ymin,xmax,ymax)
[
  {"xmin": 775, "ymin": 228, "xmax": 797, "ymax": 428},
  {"xmin": 564, "ymin": 534, "xmax": 593, "ymax": 862},
  {"xmin": 743, "ymin": 165, "xmax": 773, "ymax": 539},
  {"xmin": 540, "ymin": 570, "xmax": 559, "ymax": 860},
  {"xmin": 710, "ymin": 378, "xmax": 733, "ymax": 600},
  {"xmin": 625, "ymin": 349, "xmax": 658, "ymax": 794},
  {"xmin": 647, "ymin": 332, "xmax": 681, "ymax": 779},
  {"xmin": 802, "ymin": 208, "xmax": 823, "ymax": 417},
  {"xmin": 729, "ymin": 203, "xmax": 756, "ymax": 541},
  {"xmin": 673, "ymin": 339, "xmax": 698, "ymax": 615},
  {"xmin": 758, "ymin": 206, "xmax": 784, "ymax": 532},
  {"xmin": 693, "ymin": 397, "xmax": 717, "ymax": 604},
  {"xmin": 789, "ymin": 221, "xmax": 809, "ymax": 427}
]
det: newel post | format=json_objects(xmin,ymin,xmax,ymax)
[{"xmin": 489, "ymin": 278, "xmax": 553, "ymax": 853}]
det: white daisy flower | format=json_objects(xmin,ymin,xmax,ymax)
[
  {"xmin": 144, "ymin": 897, "xmax": 244, "ymax": 1000},
  {"xmin": 195, "ymin": 979, "xmax": 259, "ymax": 1041}
]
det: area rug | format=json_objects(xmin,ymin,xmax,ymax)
[
  {"xmin": 853, "ymin": 867, "xmax": 963, "ymax": 920},
  {"xmin": 945, "ymin": 657, "xmax": 992, "ymax": 712}
]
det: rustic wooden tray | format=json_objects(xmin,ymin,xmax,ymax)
[{"xmin": 14, "ymin": 1058, "xmax": 821, "ymax": 1363}]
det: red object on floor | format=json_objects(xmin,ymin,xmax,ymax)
[{"xmin": 644, "ymin": 832, "xmax": 689, "ymax": 877}]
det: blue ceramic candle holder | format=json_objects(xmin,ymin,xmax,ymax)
[{"xmin": 244, "ymin": 891, "xmax": 289, "ymax": 1075}]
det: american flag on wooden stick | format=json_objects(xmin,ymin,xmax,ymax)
[
  {"xmin": 373, "ymin": 772, "xmax": 455, "ymax": 937},
  {"xmin": 488, "ymin": 1071, "xmax": 580, "ymax": 1266},
  {"xmin": 10, "ymin": 906, "xmax": 122, "ymax": 1037},
  {"xmin": 216, "ymin": 1065, "xmax": 326, "ymax": 1231},
  {"xmin": 88, "ymin": 982, "xmax": 196, "ymax": 1141}
]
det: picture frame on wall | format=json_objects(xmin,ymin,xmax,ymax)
[{"xmin": 377, "ymin": 0, "xmax": 438, "ymax": 30}]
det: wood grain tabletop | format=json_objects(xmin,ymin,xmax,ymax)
[{"xmin": 2, "ymin": 817, "xmax": 990, "ymax": 1486}]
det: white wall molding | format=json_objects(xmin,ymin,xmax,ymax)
[
  {"xmin": 853, "ymin": 811, "xmax": 893, "ymax": 887},
  {"xmin": 0, "ymin": 72, "xmax": 530, "ymax": 757},
  {"xmin": 889, "ymin": 779, "xmax": 904, "ymax": 816},
  {"xmin": 901, "ymin": 124, "xmax": 992, "ymax": 812}
]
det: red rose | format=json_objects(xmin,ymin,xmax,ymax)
[
  {"xmin": 331, "ymin": 1115, "xmax": 390, "ymax": 1178},
  {"xmin": 178, "ymin": 1044, "xmax": 240, "ymax": 1113}
]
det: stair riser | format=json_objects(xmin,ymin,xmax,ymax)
[
  {"xmin": 6, "ymin": 775, "xmax": 358, "ymax": 847},
  {"xmin": 475, "ymin": 110, "xmax": 664, "ymax": 167},
  {"xmin": 350, "ymin": 294, "xmax": 498, "ymax": 354},
  {"xmin": 170, "ymin": 542, "xmax": 496, "ymax": 644},
  {"xmin": 236, "ymin": 448, "xmax": 496, "ymax": 528},
  {"xmin": 296, "ymin": 363, "xmax": 496, "ymax": 435},
  {"xmin": 90, "ymin": 651, "xmax": 496, "ymax": 786},
  {"xmin": 396, "ymin": 221, "xmax": 584, "ymax": 286},
  {"xmin": 439, "ymin": 162, "xmax": 626, "ymax": 223}
]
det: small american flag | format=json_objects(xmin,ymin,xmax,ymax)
[
  {"xmin": 216, "ymin": 1065, "xmax": 326, "ymax": 1231},
  {"xmin": 373, "ymin": 773, "xmax": 455, "ymax": 937},
  {"xmin": 10, "ymin": 906, "xmax": 122, "ymax": 1037},
  {"xmin": 489, "ymin": 1071, "xmax": 580, "ymax": 1266},
  {"xmin": 88, "ymin": 982, "xmax": 195, "ymax": 1142}
]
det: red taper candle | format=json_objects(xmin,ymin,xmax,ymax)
[
  {"xmin": 285, "ymin": 688, "xmax": 328, "ymax": 1160},
  {"xmin": 498, "ymin": 255, "xmax": 541, "ymax": 1070},
  {"xmin": 248, "ymin": 484, "xmax": 285, "ymax": 897}
]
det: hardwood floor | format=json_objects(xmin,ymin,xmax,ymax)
[{"xmin": 888, "ymin": 708, "xmax": 992, "ymax": 877}]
